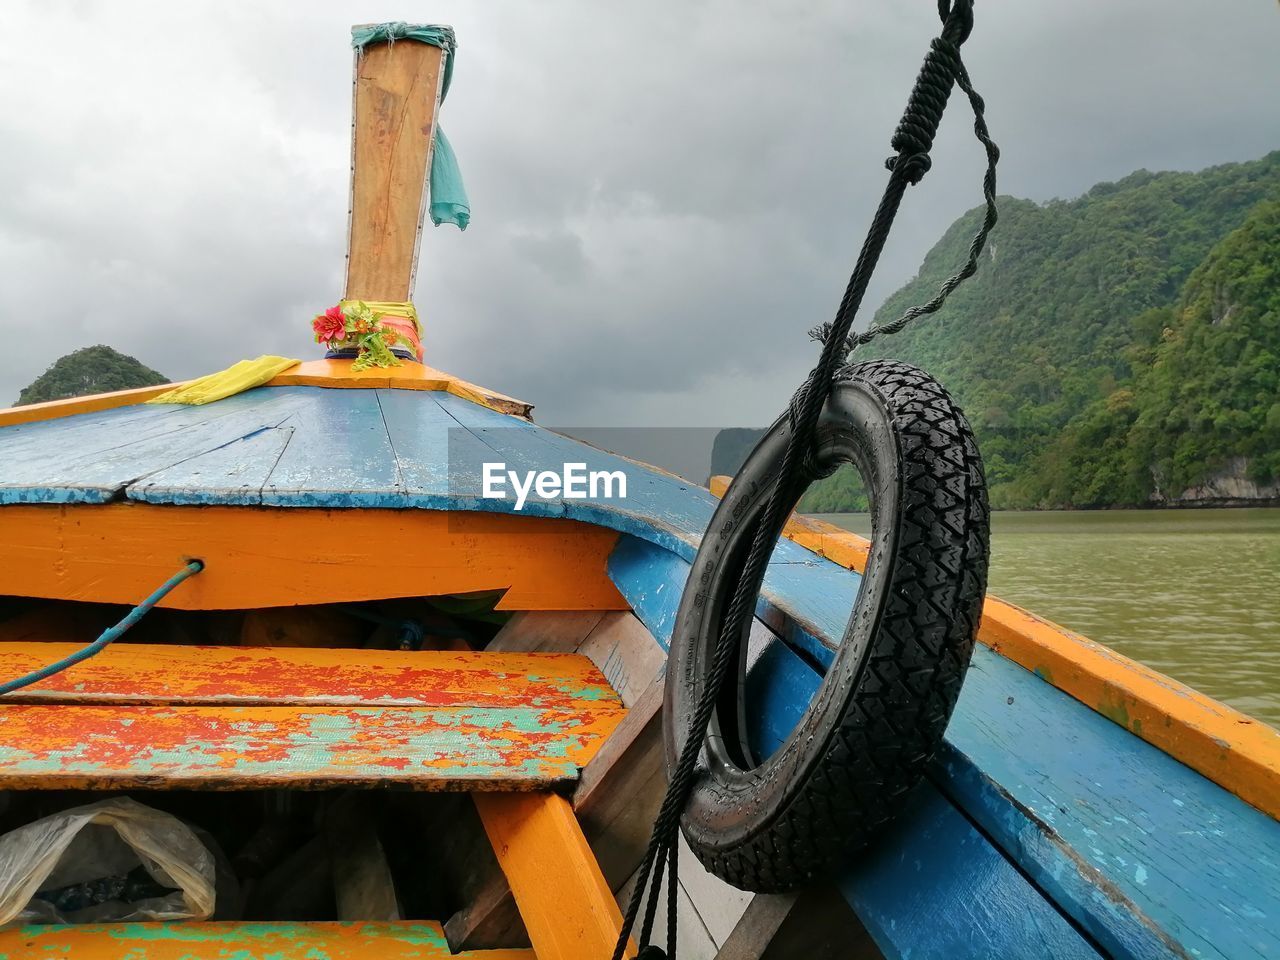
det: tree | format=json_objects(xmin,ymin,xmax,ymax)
[{"xmin": 17, "ymin": 345, "xmax": 169, "ymax": 405}]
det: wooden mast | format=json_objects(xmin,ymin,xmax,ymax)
[{"xmin": 344, "ymin": 32, "xmax": 446, "ymax": 303}]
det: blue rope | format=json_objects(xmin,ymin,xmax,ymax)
[{"xmin": 0, "ymin": 560, "xmax": 205, "ymax": 696}]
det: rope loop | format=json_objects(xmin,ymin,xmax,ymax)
[{"xmin": 887, "ymin": 36, "xmax": 963, "ymax": 184}]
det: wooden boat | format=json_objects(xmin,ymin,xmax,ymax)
[{"xmin": 0, "ymin": 23, "xmax": 1276, "ymax": 960}]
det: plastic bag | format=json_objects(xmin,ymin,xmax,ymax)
[{"xmin": 0, "ymin": 797, "xmax": 217, "ymax": 926}]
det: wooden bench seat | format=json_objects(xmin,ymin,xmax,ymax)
[
  {"xmin": 0, "ymin": 920, "xmax": 534, "ymax": 959},
  {"xmin": 0, "ymin": 644, "xmax": 624, "ymax": 791},
  {"xmin": 0, "ymin": 643, "xmax": 619, "ymax": 709}
]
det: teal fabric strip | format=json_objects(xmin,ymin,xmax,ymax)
[
  {"xmin": 429, "ymin": 129, "xmax": 469, "ymax": 230},
  {"xmin": 351, "ymin": 23, "xmax": 469, "ymax": 230}
]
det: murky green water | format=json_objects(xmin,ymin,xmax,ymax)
[{"xmin": 813, "ymin": 508, "xmax": 1280, "ymax": 729}]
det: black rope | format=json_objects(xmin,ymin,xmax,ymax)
[{"xmin": 614, "ymin": 3, "xmax": 998, "ymax": 956}]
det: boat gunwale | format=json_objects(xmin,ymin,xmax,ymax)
[{"xmin": 708, "ymin": 475, "xmax": 1280, "ymax": 820}]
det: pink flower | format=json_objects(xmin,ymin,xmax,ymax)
[{"xmin": 312, "ymin": 305, "xmax": 347, "ymax": 345}]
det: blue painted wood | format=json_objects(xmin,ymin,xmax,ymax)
[
  {"xmin": 132, "ymin": 424, "xmax": 296, "ymax": 505},
  {"xmin": 941, "ymin": 652, "xmax": 1280, "ymax": 960},
  {"xmin": 840, "ymin": 785, "xmax": 1102, "ymax": 960},
  {"xmin": 0, "ymin": 390, "xmax": 308, "ymax": 504},
  {"xmin": 608, "ymin": 532, "xmax": 1280, "ymax": 960},
  {"xmin": 261, "ymin": 388, "xmax": 404, "ymax": 507}
]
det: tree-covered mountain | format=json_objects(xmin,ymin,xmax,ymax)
[
  {"xmin": 801, "ymin": 151, "xmax": 1280, "ymax": 510},
  {"xmin": 17, "ymin": 345, "xmax": 168, "ymax": 405},
  {"xmin": 708, "ymin": 153, "xmax": 1280, "ymax": 510},
  {"xmin": 1030, "ymin": 199, "xmax": 1280, "ymax": 506}
]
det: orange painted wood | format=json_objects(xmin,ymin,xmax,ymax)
[
  {"xmin": 0, "ymin": 503, "xmax": 628, "ymax": 612},
  {"xmin": 268, "ymin": 360, "xmax": 533, "ymax": 418},
  {"xmin": 346, "ymin": 40, "xmax": 444, "ymax": 302},
  {"xmin": 0, "ymin": 700, "xmax": 625, "ymax": 791},
  {"xmin": 0, "ymin": 920, "xmax": 534, "ymax": 959},
  {"xmin": 0, "ymin": 382, "xmax": 188, "ymax": 428},
  {"xmin": 707, "ymin": 475, "xmax": 1280, "ymax": 818},
  {"xmin": 0, "ymin": 361, "xmax": 532, "ymax": 427},
  {"xmin": 475, "ymin": 791, "xmax": 637, "ymax": 960},
  {"xmin": 0, "ymin": 644, "xmax": 623, "ymax": 710}
]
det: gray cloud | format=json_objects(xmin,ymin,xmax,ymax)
[{"xmin": 1, "ymin": 1, "xmax": 1277, "ymax": 426}]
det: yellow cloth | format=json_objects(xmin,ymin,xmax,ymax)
[{"xmin": 146, "ymin": 356, "xmax": 299, "ymax": 406}]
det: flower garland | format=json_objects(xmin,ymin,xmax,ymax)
[{"xmin": 311, "ymin": 301, "xmax": 407, "ymax": 370}]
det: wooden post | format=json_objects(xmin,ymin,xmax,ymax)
[
  {"xmin": 345, "ymin": 34, "xmax": 446, "ymax": 303},
  {"xmin": 474, "ymin": 792, "xmax": 637, "ymax": 960}
]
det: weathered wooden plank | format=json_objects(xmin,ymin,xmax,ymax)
[
  {"xmin": 577, "ymin": 612, "xmax": 666, "ymax": 709},
  {"xmin": 714, "ymin": 894, "xmax": 800, "ymax": 960},
  {"xmin": 0, "ymin": 385, "xmax": 813, "ymax": 591},
  {"xmin": 839, "ymin": 785, "xmax": 1100, "ymax": 960},
  {"xmin": 131, "ymin": 423, "xmax": 296, "ymax": 505},
  {"xmin": 0, "ymin": 644, "xmax": 621, "ymax": 711},
  {"xmin": 0, "ymin": 389, "xmax": 307, "ymax": 504},
  {"xmin": 475, "ymin": 791, "xmax": 636, "ymax": 960},
  {"xmin": 0, "ymin": 702, "xmax": 624, "ymax": 791},
  {"xmin": 673, "ymin": 834, "xmax": 753, "ymax": 947},
  {"xmin": 0, "ymin": 921, "xmax": 533, "ymax": 959},
  {"xmin": 488, "ymin": 610, "xmax": 604, "ymax": 653},
  {"xmin": 261, "ymin": 388, "xmax": 404, "ymax": 506},
  {"xmin": 375, "ymin": 387, "xmax": 486, "ymax": 507},
  {"xmin": 345, "ymin": 39, "xmax": 444, "ymax": 301},
  {"xmin": 0, "ymin": 503, "xmax": 628, "ymax": 612},
  {"xmin": 941, "ymin": 653, "xmax": 1280, "ymax": 960}
]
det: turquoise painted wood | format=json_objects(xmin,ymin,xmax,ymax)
[{"xmin": 608, "ymin": 532, "xmax": 1280, "ymax": 960}]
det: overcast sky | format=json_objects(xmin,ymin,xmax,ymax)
[{"xmin": 1, "ymin": 2, "xmax": 1277, "ymax": 425}]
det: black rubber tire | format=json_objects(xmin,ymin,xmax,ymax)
[{"xmin": 664, "ymin": 360, "xmax": 990, "ymax": 892}]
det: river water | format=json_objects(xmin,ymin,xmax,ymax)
[{"xmin": 813, "ymin": 508, "xmax": 1280, "ymax": 729}]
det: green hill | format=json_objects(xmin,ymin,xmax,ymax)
[
  {"xmin": 815, "ymin": 151, "xmax": 1280, "ymax": 510},
  {"xmin": 17, "ymin": 345, "xmax": 168, "ymax": 406}
]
